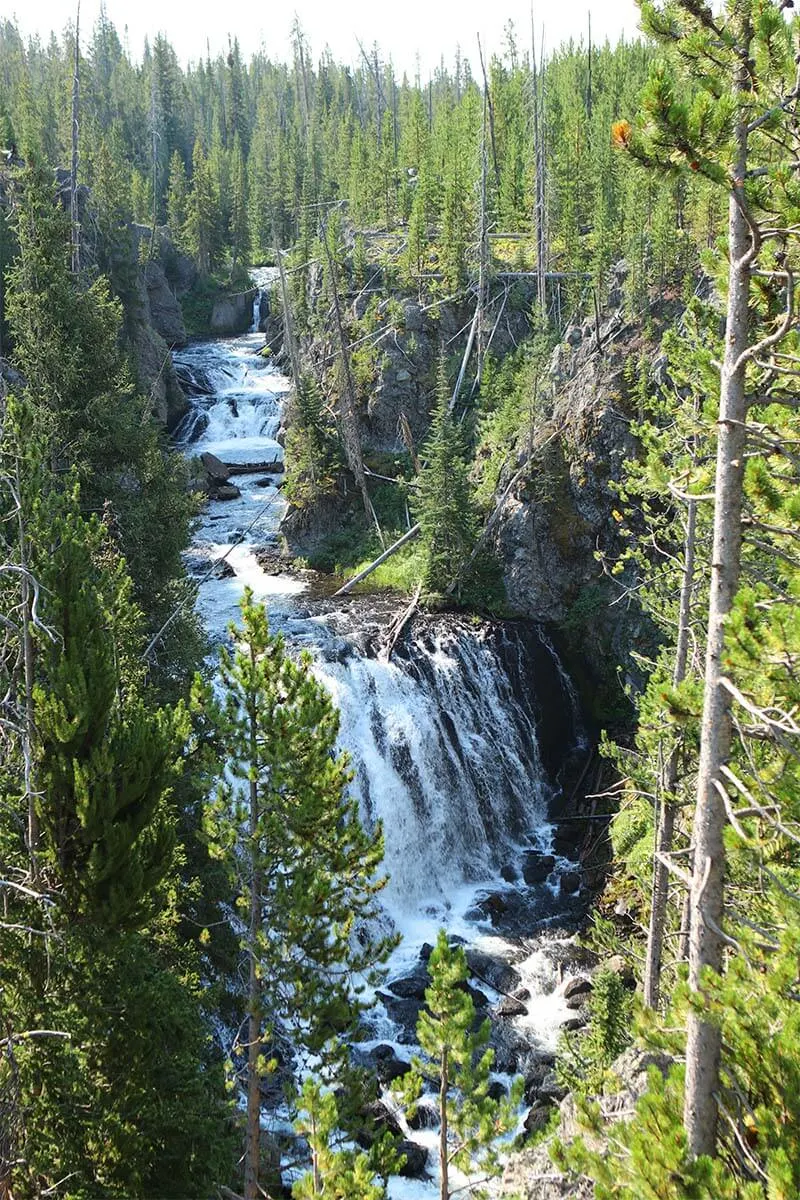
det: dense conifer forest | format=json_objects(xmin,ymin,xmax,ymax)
[{"xmin": 1, "ymin": 2, "xmax": 800, "ymax": 1198}]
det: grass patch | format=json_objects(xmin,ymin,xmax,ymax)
[{"xmin": 349, "ymin": 539, "xmax": 426, "ymax": 593}]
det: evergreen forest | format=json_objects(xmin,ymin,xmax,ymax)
[{"xmin": 1, "ymin": 2, "xmax": 800, "ymax": 1198}]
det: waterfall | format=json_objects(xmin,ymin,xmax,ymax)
[
  {"xmin": 172, "ymin": 290, "xmax": 589, "ymax": 1195},
  {"xmin": 305, "ymin": 618, "xmax": 579, "ymax": 917},
  {"xmin": 174, "ymin": 311, "xmax": 584, "ymax": 925},
  {"xmin": 250, "ymin": 287, "xmax": 263, "ymax": 332}
]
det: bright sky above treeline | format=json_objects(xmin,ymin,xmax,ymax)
[{"xmin": 7, "ymin": 0, "xmax": 642, "ymax": 76}]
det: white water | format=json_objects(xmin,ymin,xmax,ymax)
[{"xmin": 174, "ymin": 274, "xmax": 584, "ymax": 1195}]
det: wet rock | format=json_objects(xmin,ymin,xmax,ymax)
[
  {"xmin": 488, "ymin": 1079, "xmax": 508, "ymax": 1101},
  {"xmin": 522, "ymin": 851, "xmax": 556, "ymax": 885},
  {"xmin": 562, "ymin": 976, "xmax": 593, "ymax": 1003},
  {"xmin": 560, "ymin": 1014, "xmax": 588, "ymax": 1031},
  {"xmin": 524, "ymin": 1100, "xmax": 555, "ymax": 1137},
  {"xmin": 387, "ymin": 972, "xmax": 429, "ymax": 1001},
  {"xmin": 501, "ymin": 863, "xmax": 519, "ymax": 883},
  {"xmin": 407, "ymin": 1097, "xmax": 439, "ymax": 1131},
  {"xmin": 201, "ymin": 451, "xmax": 230, "ymax": 482},
  {"xmin": 397, "ymin": 1139, "xmax": 428, "ymax": 1178},
  {"xmin": 212, "ymin": 558, "xmax": 236, "ymax": 580},
  {"xmin": 210, "ymin": 483, "xmax": 241, "ymax": 501},
  {"xmin": 376, "ymin": 991, "xmax": 423, "ymax": 1043},
  {"xmin": 538, "ymin": 1070, "xmax": 567, "ymax": 1103},
  {"xmin": 465, "ymin": 949, "xmax": 523, "ymax": 996},
  {"xmin": 553, "ymin": 825, "xmax": 584, "ymax": 857},
  {"xmin": 490, "ymin": 1022, "xmax": 533, "ymax": 1075},
  {"xmin": 354, "ymin": 1099, "xmax": 403, "ymax": 1150},
  {"xmin": 494, "ymin": 995, "xmax": 528, "ymax": 1019},
  {"xmin": 559, "ymin": 871, "xmax": 582, "ymax": 896},
  {"xmin": 355, "ymin": 1043, "xmax": 412, "ymax": 1086}
]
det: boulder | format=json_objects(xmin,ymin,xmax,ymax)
[
  {"xmin": 210, "ymin": 287, "xmax": 258, "ymax": 335},
  {"xmin": 387, "ymin": 972, "xmax": 429, "ymax": 1001},
  {"xmin": 355, "ymin": 1043, "xmax": 412, "ymax": 1087},
  {"xmin": 210, "ymin": 484, "xmax": 242, "ymax": 501},
  {"xmin": 465, "ymin": 949, "xmax": 523, "ymax": 996},
  {"xmin": 201, "ymin": 451, "xmax": 231, "ymax": 482},
  {"xmin": 560, "ymin": 1014, "xmax": 588, "ymax": 1031},
  {"xmin": 522, "ymin": 852, "xmax": 556, "ymax": 885},
  {"xmin": 606, "ymin": 954, "xmax": 636, "ymax": 990},
  {"xmin": 523, "ymin": 1100, "xmax": 555, "ymax": 1138},
  {"xmin": 397, "ymin": 1139, "xmax": 428, "ymax": 1178},
  {"xmin": 407, "ymin": 1098, "xmax": 439, "ymax": 1131},
  {"xmin": 494, "ymin": 995, "xmax": 528, "ymax": 1019},
  {"xmin": 562, "ymin": 976, "xmax": 593, "ymax": 1003},
  {"xmin": 354, "ymin": 1099, "xmax": 403, "ymax": 1150},
  {"xmin": 559, "ymin": 871, "xmax": 582, "ymax": 896}
]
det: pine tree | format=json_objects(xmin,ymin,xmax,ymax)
[
  {"xmin": 402, "ymin": 931, "xmax": 522, "ymax": 1200},
  {"xmin": 292, "ymin": 1080, "xmax": 388, "ymax": 1199},
  {"xmin": 415, "ymin": 360, "xmax": 478, "ymax": 594},
  {"xmin": 204, "ymin": 590, "xmax": 394, "ymax": 1199}
]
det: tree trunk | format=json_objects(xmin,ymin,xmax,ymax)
[
  {"xmin": 683, "ymin": 101, "xmax": 751, "ymax": 1159},
  {"xmin": 439, "ymin": 1045, "xmax": 449, "ymax": 1200},
  {"xmin": 15, "ymin": 461, "xmax": 38, "ymax": 879},
  {"xmin": 319, "ymin": 221, "xmax": 374, "ymax": 526},
  {"xmin": 70, "ymin": 2, "xmax": 81, "ymax": 276},
  {"xmin": 244, "ymin": 648, "xmax": 263, "ymax": 1200},
  {"xmin": 644, "ymin": 495, "xmax": 697, "ymax": 1010}
]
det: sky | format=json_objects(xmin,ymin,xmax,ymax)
[{"xmin": 5, "ymin": 0, "xmax": 642, "ymax": 76}]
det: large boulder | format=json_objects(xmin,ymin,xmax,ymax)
[{"xmin": 210, "ymin": 287, "xmax": 258, "ymax": 335}]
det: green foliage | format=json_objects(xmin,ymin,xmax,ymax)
[
  {"xmin": 401, "ymin": 931, "xmax": 523, "ymax": 1197},
  {"xmin": 32, "ymin": 493, "xmax": 184, "ymax": 929},
  {"xmin": 292, "ymin": 1080, "xmax": 392, "ymax": 1199},
  {"xmin": 204, "ymin": 590, "xmax": 396, "ymax": 1084},
  {"xmin": 3, "ymin": 928, "xmax": 235, "ymax": 1199},
  {"xmin": 414, "ymin": 360, "xmax": 479, "ymax": 596},
  {"xmin": 557, "ymin": 969, "xmax": 634, "ymax": 1095},
  {"xmin": 283, "ymin": 372, "xmax": 342, "ymax": 510}
]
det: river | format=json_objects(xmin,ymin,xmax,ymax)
[{"xmin": 172, "ymin": 270, "xmax": 589, "ymax": 1196}]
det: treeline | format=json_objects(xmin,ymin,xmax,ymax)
[{"xmin": 0, "ymin": 14, "xmax": 713, "ymax": 310}]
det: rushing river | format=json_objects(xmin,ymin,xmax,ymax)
[{"xmin": 173, "ymin": 270, "xmax": 588, "ymax": 1196}]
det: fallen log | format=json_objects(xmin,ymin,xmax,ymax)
[
  {"xmin": 379, "ymin": 582, "xmax": 422, "ymax": 662},
  {"xmin": 333, "ymin": 524, "xmax": 421, "ymax": 597},
  {"xmin": 223, "ymin": 458, "xmax": 284, "ymax": 476}
]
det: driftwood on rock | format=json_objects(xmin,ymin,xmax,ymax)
[{"xmin": 200, "ymin": 450, "xmax": 284, "ymax": 480}]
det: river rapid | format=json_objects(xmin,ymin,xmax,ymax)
[{"xmin": 172, "ymin": 269, "xmax": 590, "ymax": 1196}]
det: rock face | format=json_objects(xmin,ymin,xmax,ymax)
[
  {"xmin": 210, "ymin": 288, "xmax": 258, "ymax": 335},
  {"xmin": 142, "ymin": 258, "xmax": 187, "ymax": 345}
]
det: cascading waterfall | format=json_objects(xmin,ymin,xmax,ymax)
[{"xmin": 174, "ymin": 275, "xmax": 588, "ymax": 1196}]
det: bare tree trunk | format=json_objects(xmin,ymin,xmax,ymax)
[
  {"xmin": 273, "ymin": 228, "xmax": 302, "ymax": 385},
  {"xmin": 244, "ymin": 649, "xmax": 262, "ymax": 1200},
  {"xmin": 12, "ymin": 458, "xmax": 39, "ymax": 881},
  {"xmin": 644, "ymin": 495, "xmax": 697, "ymax": 1009},
  {"xmin": 70, "ymin": 2, "xmax": 81, "ymax": 276},
  {"xmin": 319, "ymin": 220, "xmax": 374, "ymax": 526},
  {"xmin": 439, "ymin": 1045, "xmax": 449, "ymax": 1200},
  {"xmin": 530, "ymin": 20, "xmax": 548, "ymax": 320},
  {"xmin": 683, "ymin": 98, "xmax": 751, "ymax": 1159}
]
